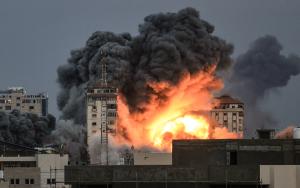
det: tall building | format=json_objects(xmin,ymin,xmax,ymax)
[
  {"xmin": 0, "ymin": 87, "xmax": 48, "ymax": 116},
  {"xmin": 211, "ymin": 95, "xmax": 244, "ymax": 136},
  {"xmin": 86, "ymin": 52, "xmax": 117, "ymax": 165}
]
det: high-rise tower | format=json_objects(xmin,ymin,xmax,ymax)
[{"xmin": 86, "ymin": 51, "xmax": 117, "ymax": 165}]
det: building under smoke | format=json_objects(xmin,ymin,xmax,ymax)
[
  {"xmin": 0, "ymin": 87, "xmax": 48, "ymax": 117},
  {"xmin": 86, "ymin": 52, "xmax": 118, "ymax": 165},
  {"xmin": 211, "ymin": 95, "xmax": 244, "ymax": 137}
]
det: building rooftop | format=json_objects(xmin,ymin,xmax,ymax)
[{"xmin": 215, "ymin": 95, "xmax": 243, "ymax": 104}]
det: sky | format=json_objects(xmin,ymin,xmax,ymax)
[{"xmin": 0, "ymin": 0, "xmax": 299, "ymax": 128}]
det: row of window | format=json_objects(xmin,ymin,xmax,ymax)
[
  {"xmin": 46, "ymin": 178, "xmax": 56, "ymax": 184},
  {"xmin": 215, "ymin": 112, "xmax": 244, "ymax": 116},
  {"xmin": 10, "ymin": 178, "xmax": 34, "ymax": 185},
  {"xmin": 0, "ymin": 95, "xmax": 45, "ymax": 99},
  {"xmin": 0, "ymin": 105, "xmax": 35, "ymax": 110},
  {"xmin": 92, "ymin": 120, "xmax": 115, "ymax": 126}
]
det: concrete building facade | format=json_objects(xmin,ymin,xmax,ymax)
[
  {"xmin": 0, "ymin": 154, "xmax": 69, "ymax": 188},
  {"xmin": 211, "ymin": 95, "xmax": 244, "ymax": 137},
  {"xmin": 65, "ymin": 139, "xmax": 300, "ymax": 188},
  {"xmin": 86, "ymin": 55, "xmax": 118, "ymax": 165},
  {"xmin": 0, "ymin": 87, "xmax": 48, "ymax": 116},
  {"xmin": 133, "ymin": 151, "xmax": 172, "ymax": 165},
  {"xmin": 260, "ymin": 165, "xmax": 300, "ymax": 188}
]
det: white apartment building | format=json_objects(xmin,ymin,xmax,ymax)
[
  {"xmin": 0, "ymin": 153, "xmax": 69, "ymax": 188},
  {"xmin": 86, "ymin": 83, "xmax": 117, "ymax": 165},
  {"xmin": 211, "ymin": 95, "xmax": 244, "ymax": 137},
  {"xmin": 0, "ymin": 87, "xmax": 48, "ymax": 116}
]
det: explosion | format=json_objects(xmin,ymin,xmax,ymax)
[{"xmin": 116, "ymin": 65, "xmax": 239, "ymax": 151}]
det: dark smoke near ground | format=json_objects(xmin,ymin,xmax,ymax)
[
  {"xmin": 227, "ymin": 35, "xmax": 300, "ymax": 136},
  {"xmin": 48, "ymin": 120, "xmax": 87, "ymax": 162},
  {"xmin": 57, "ymin": 7, "xmax": 233, "ymax": 125},
  {"xmin": 0, "ymin": 110, "xmax": 55, "ymax": 146}
]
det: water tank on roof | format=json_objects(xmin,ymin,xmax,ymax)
[{"xmin": 293, "ymin": 127, "xmax": 300, "ymax": 139}]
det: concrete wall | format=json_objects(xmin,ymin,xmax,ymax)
[
  {"xmin": 260, "ymin": 165, "xmax": 300, "ymax": 188},
  {"xmin": 134, "ymin": 151, "xmax": 172, "ymax": 165},
  {"xmin": 65, "ymin": 165, "xmax": 259, "ymax": 184},
  {"xmin": 3, "ymin": 167, "xmax": 40, "ymax": 188},
  {"xmin": 36, "ymin": 154, "xmax": 69, "ymax": 188},
  {"xmin": 173, "ymin": 139, "xmax": 300, "ymax": 167}
]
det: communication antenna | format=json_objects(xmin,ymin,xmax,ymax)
[{"xmin": 100, "ymin": 50, "xmax": 108, "ymax": 86}]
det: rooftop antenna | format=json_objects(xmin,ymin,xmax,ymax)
[{"xmin": 100, "ymin": 50, "xmax": 108, "ymax": 86}]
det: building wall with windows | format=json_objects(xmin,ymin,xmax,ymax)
[
  {"xmin": 0, "ymin": 153, "xmax": 69, "ymax": 188},
  {"xmin": 86, "ymin": 83, "xmax": 117, "ymax": 165},
  {"xmin": 0, "ymin": 87, "xmax": 48, "ymax": 116},
  {"xmin": 211, "ymin": 95, "xmax": 244, "ymax": 137},
  {"xmin": 4, "ymin": 167, "xmax": 40, "ymax": 188}
]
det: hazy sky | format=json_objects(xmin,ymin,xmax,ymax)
[{"xmin": 0, "ymin": 0, "xmax": 299, "ymax": 128}]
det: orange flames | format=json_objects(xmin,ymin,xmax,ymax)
[{"xmin": 114, "ymin": 65, "xmax": 239, "ymax": 151}]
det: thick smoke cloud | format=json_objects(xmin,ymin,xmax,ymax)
[
  {"xmin": 0, "ymin": 110, "xmax": 55, "ymax": 146},
  {"xmin": 227, "ymin": 35, "xmax": 300, "ymax": 136},
  {"xmin": 57, "ymin": 7, "xmax": 233, "ymax": 124},
  {"xmin": 49, "ymin": 120, "xmax": 86, "ymax": 162}
]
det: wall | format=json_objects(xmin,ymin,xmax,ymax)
[
  {"xmin": 3, "ymin": 167, "xmax": 40, "ymax": 188},
  {"xmin": 133, "ymin": 151, "xmax": 172, "ymax": 165},
  {"xmin": 260, "ymin": 165, "xmax": 300, "ymax": 188},
  {"xmin": 172, "ymin": 139, "xmax": 300, "ymax": 167},
  {"xmin": 36, "ymin": 154, "xmax": 69, "ymax": 188}
]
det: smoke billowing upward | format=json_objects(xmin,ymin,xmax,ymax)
[
  {"xmin": 0, "ymin": 110, "xmax": 55, "ymax": 146},
  {"xmin": 227, "ymin": 35, "xmax": 300, "ymax": 135},
  {"xmin": 57, "ymin": 7, "xmax": 233, "ymax": 124}
]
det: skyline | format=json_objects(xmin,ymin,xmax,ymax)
[{"xmin": 0, "ymin": 0, "xmax": 299, "ymax": 128}]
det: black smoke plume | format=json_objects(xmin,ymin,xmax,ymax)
[
  {"xmin": 57, "ymin": 7, "xmax": 233, "ymax": 124},
  {"xmin": 227, "ymin": 35, "xmax": 300, "ymax": 136},
  {"xmin": 0, "ymin": 110, "xmax": 55, "ymax": 146}
]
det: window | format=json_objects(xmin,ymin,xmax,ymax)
[
  {"xmin": 16, "ymin": 97, "xmax": 20, "ymax": 100},
  {"xmin": 47, "ymin": 179, "xmax": 56, "ymax": 184},
  {"xmin": 10, "ymin": 179, "xmax": 14, "ymax": 184},
  {"xmin": 92, "ymin": 122, "xmax": 97, "ymax": 126},
  {"xmin": 15, "ymin": 179, "xmax": 20, "ymax": 184},
  {"xmin": 29, "ymin": 106, "xmax": 34, "ymax": 110},
  {"xmin": 92, "ymin": 114, "xmax": 97, "ymax": 118},
  {"xmin": 239, "ymin": 119, "xmax": 242, "ymax": 124},
  {"xmin": 5, "ymin": 106, "xmax": 11, "ymax": 110},
  {"xmin": 16, "ymin": 103, "xmax": 20, "ymax": 107},
  {"xmin": 224, "ymin": 120, "xmax": 228, "ymax": 127},
  {"xmin": 30, "ymin": 179, "xmax": 34, "ymax": 184},
  {"xmin": 239, "ymin": 112, "xmax": 244, "ymax": 117},
  {"xmin": 25, "ymin": 179, "xmax": 29, "ymax": 184},
  {"xmin": 227, "ymin": 151, "xmax": 237, "ymax": 165},
  {"xmin": 0, "ymin": 106, "xmax": 2, "ymax": 109},
  {"xmin": 229, "ymin": 151, "xmax": 237, "ymax": 165}
]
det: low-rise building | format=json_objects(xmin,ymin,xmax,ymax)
[
  {"xmin": 65, "ymin": 139, "xmax": 300, "ymax": 188},
  {"xmin": 0, "ymin": 87, "xmax": 48, "ymax": 116},
  {"xmin": 0, "ymin": 141, "xmax": 69, "ymax": 188}
]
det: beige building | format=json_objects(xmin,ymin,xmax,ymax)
[
  {"xmin": 133, "ymin": 151, "xmax": 172, "ymax": 165},
  {"xmin": 0, "ymin": 87, "xmax": 48, "ymax": 116},
  {"xmin": 86, "ymin": 55, "xmax": 118, "ymax": 165},
  {"xmin": 260, "ymin": 165, "xmax": 300, "ymax": 188},
  {"xmin": 0, "ymin": 153, "xmax": 69, "ymax": 188},
  {"xmin": 211, "ymin": 95, "xmax": 244, "ymax": 137}
]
